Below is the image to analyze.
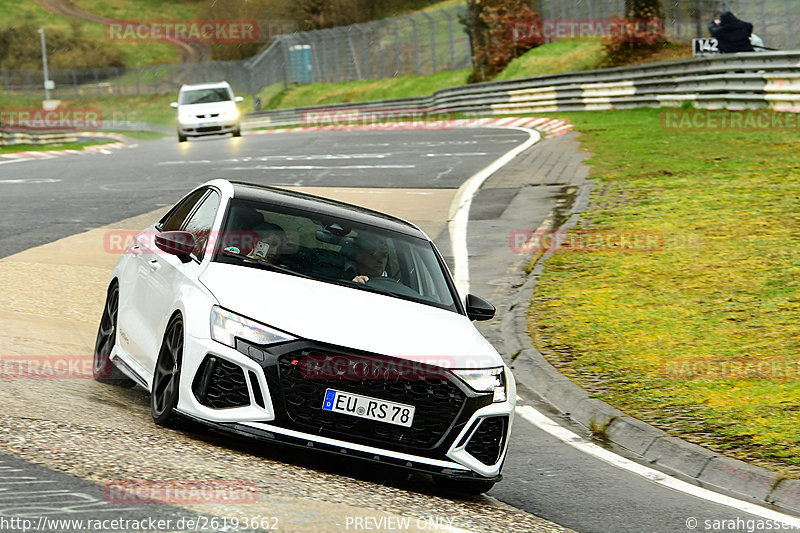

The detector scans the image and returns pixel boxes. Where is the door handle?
[149,259,161,271]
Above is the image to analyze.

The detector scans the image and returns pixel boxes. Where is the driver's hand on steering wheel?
[353,275,369,284]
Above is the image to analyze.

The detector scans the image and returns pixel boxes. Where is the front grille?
[193,355,250,409]
[465,416,507,465]
[197,126,223,133]
[277,351,466,451]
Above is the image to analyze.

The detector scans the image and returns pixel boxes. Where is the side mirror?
[465,294,495,321]
[170,102,178,108]
[234,96,244,103]
[155,231,195,257]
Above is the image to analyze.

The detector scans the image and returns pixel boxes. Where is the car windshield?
[178,88,231,105]
[213,198,459,312]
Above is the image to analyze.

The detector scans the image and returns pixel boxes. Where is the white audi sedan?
[93,179,515,493]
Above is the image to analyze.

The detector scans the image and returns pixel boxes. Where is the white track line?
[448,126,541,298]
[516,406,800,526]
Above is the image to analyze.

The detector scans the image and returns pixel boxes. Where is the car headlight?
[452,367,506,403]
[210,306,296,348]
[222,109,239,120]
[178,112,193,124]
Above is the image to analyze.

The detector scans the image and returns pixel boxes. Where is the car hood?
[199,262,501,368]
[178,101,236,115]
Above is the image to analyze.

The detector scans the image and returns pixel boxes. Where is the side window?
[183,190,221,261]
[160,189,206,232]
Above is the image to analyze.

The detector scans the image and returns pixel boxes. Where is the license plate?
[322,389,415,428]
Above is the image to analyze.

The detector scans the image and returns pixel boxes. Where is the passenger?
[708,11,754,53]
[248,223,286,263]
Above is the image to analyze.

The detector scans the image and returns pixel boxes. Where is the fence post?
[374,22,383,78]
[420,11,436,73]
[358,24,370,80]
[308,32,323,83]
[404,15,420,74]
[442,9,456,70]
[345,26,362,80]
[2,69,8,95]
[387,18,401,76]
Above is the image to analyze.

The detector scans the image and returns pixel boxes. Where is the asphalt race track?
[0,129,789,533]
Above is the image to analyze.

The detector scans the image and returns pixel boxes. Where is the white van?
[171,81,243,142]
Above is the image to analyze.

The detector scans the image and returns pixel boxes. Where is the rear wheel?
[151,315,183,427]
[92,283,135,387]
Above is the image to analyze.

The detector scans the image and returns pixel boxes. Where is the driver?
[346,234,389,284]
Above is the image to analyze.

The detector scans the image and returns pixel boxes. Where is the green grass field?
[529,107,800,473]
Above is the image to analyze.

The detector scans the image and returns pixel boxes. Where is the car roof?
[228,181,427,239]
[179,81,232,91]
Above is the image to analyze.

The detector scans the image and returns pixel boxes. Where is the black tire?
[151,315,183,427]
[435,477,496,495]
[232,125,241,137]
[178,133,187,143]
[93,283,135,388]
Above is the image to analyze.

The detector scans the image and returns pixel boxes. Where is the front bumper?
[178,120,239,136]
[175,335,515,479]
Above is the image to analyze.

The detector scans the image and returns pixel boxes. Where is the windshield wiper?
[220,250,312,280]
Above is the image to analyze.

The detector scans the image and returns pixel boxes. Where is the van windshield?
[179,88,231,105]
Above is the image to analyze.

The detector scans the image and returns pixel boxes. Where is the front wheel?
[232,125,241,137]
[151,315,183,427]
[92,283,135,388]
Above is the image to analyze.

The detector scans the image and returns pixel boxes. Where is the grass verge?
[528,107,800,473]
[494,39,608,81]
[0,140,107,154]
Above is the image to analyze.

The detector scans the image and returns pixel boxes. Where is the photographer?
[708,11,754,53]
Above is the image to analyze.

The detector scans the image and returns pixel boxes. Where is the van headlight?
[210,306,295,347]
[452,367,506,403]
[178,111,193,124]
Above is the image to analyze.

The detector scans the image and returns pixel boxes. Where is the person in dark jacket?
[708,11,754,53]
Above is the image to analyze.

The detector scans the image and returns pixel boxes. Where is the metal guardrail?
[0,131,78,146]
[244,51,800,128]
